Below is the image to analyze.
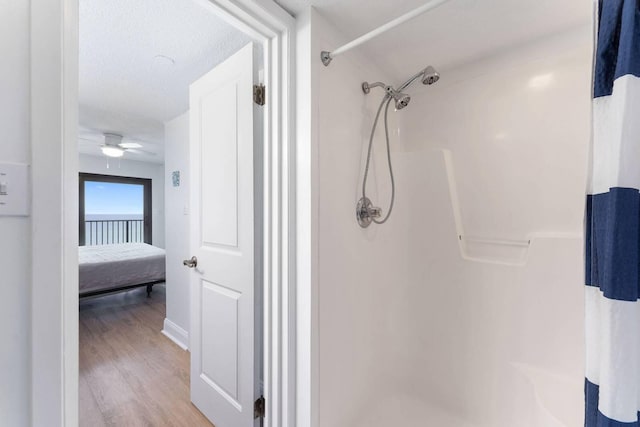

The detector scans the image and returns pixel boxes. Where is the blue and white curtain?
[586,0,640,426]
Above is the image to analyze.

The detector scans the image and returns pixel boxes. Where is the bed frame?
[79,279,165,299]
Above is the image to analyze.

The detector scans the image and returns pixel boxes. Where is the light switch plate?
[0,162,30,216]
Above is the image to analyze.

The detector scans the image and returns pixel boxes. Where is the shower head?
[421,66,440,85]
[392,92,411,110]
[384,85,411,110]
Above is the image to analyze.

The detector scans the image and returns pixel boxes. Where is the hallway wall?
[0,1,32,425]
[163,112,191,347]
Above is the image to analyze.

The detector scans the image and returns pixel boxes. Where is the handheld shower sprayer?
[389,89,411,110]
[357,65,440,227]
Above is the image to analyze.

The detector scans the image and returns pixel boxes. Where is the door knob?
[183,256,198,268]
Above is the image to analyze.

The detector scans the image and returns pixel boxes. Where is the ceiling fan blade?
[77,130,161,156]
[126,148,157,156]
[119,142,143,149]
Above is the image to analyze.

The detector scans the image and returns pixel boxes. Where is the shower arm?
[362,81,388,94]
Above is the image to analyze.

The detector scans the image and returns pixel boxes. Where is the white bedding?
[79,243,166,294]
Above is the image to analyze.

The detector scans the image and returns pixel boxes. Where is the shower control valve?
[356,196,381,228]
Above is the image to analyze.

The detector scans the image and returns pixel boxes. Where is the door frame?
[30,1,296,426]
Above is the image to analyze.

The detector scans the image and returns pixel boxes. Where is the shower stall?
[299,3,592,426]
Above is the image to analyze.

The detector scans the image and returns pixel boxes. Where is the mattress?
[79,243,166,294]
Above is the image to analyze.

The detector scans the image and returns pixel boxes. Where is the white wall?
[307,10,591,427]
[0,1,31,425]
[79,154,165,248]
[163,112,191,348]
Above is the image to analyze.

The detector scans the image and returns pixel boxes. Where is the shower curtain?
[585,0,640,426]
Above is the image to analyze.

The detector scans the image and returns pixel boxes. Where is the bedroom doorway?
[31,0,295,425]
[75,1,265,426]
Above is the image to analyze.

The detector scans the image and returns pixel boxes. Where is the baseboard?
[161,318,189,351]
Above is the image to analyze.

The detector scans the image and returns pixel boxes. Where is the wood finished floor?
[79,285,213,427]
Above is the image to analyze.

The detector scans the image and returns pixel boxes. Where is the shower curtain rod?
[321,0,451,66]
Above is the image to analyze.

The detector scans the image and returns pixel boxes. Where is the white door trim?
[29,1,297,426]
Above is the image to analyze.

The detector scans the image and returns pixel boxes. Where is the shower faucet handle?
[368,206,382,218]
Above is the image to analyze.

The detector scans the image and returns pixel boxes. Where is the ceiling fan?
[79,131,158,158]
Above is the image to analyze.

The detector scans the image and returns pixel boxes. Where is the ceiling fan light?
[101,146,124,158]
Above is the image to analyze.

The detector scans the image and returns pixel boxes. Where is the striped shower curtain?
[585,0,640,426]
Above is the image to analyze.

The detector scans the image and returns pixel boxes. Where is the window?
[79,173,152,245]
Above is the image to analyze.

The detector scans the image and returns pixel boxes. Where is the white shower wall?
[307,8,591,427]
[396,27,591,426]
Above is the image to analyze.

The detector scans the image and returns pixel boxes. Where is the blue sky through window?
[84,181,143,218]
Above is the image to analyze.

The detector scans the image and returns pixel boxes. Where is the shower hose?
[361,94,395,224]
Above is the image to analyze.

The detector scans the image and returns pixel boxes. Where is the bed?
[79,242,166,297]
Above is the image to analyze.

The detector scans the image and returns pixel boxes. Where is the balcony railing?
[83,219,145,246]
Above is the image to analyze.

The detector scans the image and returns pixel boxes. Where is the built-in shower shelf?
[459,235,531,247]
[458,235,531,266]
[440,149,580,266]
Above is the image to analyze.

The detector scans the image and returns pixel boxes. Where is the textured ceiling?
[79,0,252,163]
[277,0,591,81]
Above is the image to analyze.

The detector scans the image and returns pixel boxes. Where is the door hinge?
[254,395,266,419]
[253,84,266,106]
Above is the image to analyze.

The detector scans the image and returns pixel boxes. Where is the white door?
[188,43,260,427]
